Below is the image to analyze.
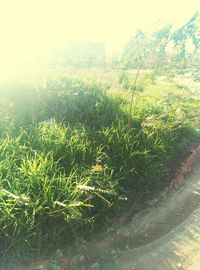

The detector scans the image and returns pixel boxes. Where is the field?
[0,69,200,268]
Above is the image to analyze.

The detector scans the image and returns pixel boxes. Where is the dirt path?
[92,169,200,270]
[75,148,200,270]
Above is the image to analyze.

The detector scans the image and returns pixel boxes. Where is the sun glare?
[0,0,199,79]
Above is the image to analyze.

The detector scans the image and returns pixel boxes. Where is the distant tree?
[121,30,154,69]
[121,11,200,70]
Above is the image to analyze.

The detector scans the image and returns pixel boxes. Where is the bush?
[0,76,125,132]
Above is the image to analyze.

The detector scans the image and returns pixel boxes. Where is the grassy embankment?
[0,72,199,265]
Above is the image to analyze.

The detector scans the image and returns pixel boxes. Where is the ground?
[98,167,200,270]
[78,146,200,270]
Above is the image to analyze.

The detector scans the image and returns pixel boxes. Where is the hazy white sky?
[0,0,199,72]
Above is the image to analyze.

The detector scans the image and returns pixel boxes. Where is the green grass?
[0,73,199,267]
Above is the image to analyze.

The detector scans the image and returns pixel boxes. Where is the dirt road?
[85,168,200,270]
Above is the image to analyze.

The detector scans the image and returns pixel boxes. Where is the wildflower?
[91,164,103,172]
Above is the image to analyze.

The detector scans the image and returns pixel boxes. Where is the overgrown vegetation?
[0,74,200,266]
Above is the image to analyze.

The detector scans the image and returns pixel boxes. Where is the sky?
[0,0,199,74]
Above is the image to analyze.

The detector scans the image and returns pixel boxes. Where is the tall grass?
[0,75,199,263]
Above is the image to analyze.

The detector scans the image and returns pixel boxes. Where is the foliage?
[121,11,200,71]
[118,71,156,91]
[0,76,125,132]
[0,75,199,264]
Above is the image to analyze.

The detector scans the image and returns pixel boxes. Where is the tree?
[121,11,200,70]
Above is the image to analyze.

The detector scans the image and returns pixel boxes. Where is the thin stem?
[128,61,143,128]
